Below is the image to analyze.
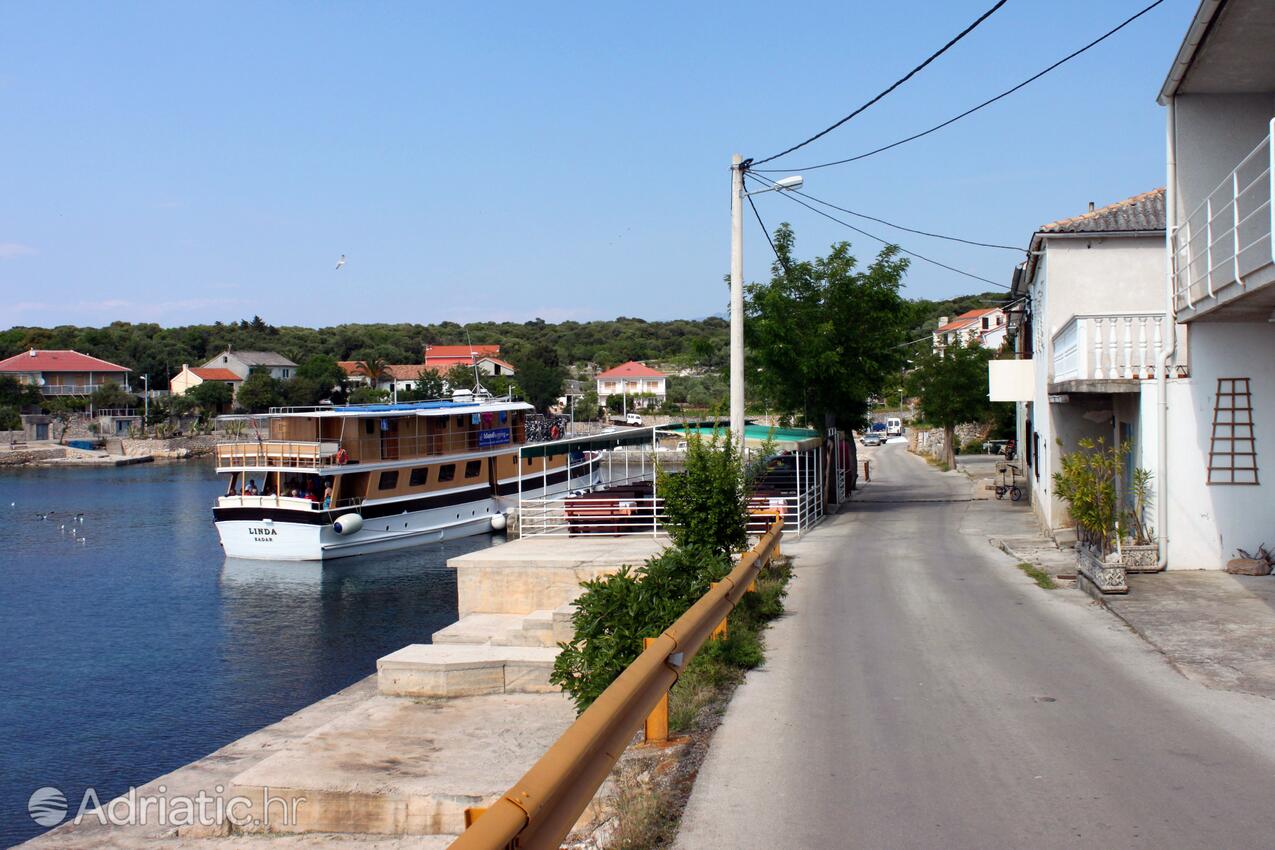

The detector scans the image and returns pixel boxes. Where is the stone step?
[378,644,559,698]
[431,611,559,648]
[229,691,576,836]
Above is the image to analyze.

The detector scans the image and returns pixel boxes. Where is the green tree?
[513,344,566,412]
[348,385,390,405]
[657,431,750,557]
[906,339,996,469]
[444,364,477,392]
[236,371,282,412]
[296,354,346,394]
[89,382,136,410]
[746,224,911,434]
[578,388,599,421]
[188,380,234,414]
[0,405,21,431]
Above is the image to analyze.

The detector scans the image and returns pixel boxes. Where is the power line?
[751,176,1011,289]
[754,0,1167,173]
[747,173,1023,251]
[751,0,1010,167]
[746,191,789,274]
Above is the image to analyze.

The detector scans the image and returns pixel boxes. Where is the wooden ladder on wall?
[1207,377,1260,484]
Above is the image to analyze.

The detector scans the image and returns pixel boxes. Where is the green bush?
[550,546,730,712]
[657,430,750,557]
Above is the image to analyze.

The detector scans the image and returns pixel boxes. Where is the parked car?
[625,413,644,426]
[861,432,885,447]
[870,422,888,434]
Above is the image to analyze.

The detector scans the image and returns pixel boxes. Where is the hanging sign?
[478,427,511,447]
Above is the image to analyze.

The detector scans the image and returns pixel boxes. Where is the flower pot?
[1076,544,1128,595]
[1118,543,1161,573]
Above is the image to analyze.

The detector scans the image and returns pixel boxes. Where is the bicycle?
[994,461,1022,501]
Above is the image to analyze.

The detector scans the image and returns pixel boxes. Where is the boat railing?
[217,494,325,511]
[215,440,341,468]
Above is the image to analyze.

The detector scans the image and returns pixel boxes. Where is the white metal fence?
[516,428,826,538]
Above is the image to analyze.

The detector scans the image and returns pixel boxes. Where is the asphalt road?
[674,442,1275,849]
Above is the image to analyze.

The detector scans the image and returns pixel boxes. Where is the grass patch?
[1016,561,1057,590]
[607,762,680,849]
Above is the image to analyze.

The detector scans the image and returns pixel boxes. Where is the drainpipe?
[1157,98,1178,571]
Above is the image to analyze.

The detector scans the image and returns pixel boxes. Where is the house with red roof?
[931,308,1007,353]
[0,349,131,396]
[595,361,667,409]
[170,363,244,398]
[419,344,515,379]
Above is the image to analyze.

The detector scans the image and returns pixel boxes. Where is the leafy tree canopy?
[745,223,911,431]
[236,371,282,413]
[906,339,997,468]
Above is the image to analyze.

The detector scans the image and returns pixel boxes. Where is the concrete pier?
[24,534,664,846]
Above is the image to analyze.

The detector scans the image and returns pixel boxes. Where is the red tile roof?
[596,361,667,379]
[339,361,440,381]
[935,309,1000,333]
[191,368,241,381]
[0,349,130,373]
[424,344,500,358]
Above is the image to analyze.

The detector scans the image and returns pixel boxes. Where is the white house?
[596,361,667,409]
[204,349,297,382]
[997,190,1175,540]
[170,364,243,397]
[932,308,1008,353]
[1153,0,1275,569]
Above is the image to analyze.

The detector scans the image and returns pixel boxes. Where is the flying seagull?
[335,254,346,270]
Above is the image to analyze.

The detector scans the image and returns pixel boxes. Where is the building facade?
[595,361,667,409]
[0,349,131,396]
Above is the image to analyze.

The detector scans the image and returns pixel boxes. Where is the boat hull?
[215,469,597,561]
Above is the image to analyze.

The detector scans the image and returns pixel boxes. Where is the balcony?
[1051,313,1177,391]
[1172,118,1275,319]
[40,383,132,396]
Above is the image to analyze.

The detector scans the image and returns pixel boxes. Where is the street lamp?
[730,155,803,444]
[140,375,149,432]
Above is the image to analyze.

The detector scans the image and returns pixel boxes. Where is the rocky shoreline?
[0,436,220,468]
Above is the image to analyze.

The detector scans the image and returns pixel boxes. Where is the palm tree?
[358,358,390,391]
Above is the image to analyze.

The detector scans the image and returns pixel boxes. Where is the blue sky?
[0,0,1193,328]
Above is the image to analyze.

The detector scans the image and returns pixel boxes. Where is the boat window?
[455,415,466,427]
[378,470,399,490]
[409,467,429,487]
[365,419,375,435]
[439,464,456,482]
[464,460,482,478]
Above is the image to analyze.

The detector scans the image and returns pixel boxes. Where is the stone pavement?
[1105,571,1275,700]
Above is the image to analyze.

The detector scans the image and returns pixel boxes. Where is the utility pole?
[729,153,745,445]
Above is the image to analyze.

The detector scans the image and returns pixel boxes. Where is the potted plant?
[1120,467,1160,572]
[1053,437,1131,593]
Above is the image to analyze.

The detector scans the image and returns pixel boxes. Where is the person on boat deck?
[245,479,258,496]
[322,483,333,509]
[306,482,320,502]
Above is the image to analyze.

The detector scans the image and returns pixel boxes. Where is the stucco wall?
[1161,321,1275,569]
[1039,236,1167,345]
[1172,93,1275,221]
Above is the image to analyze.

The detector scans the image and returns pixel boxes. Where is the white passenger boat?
[212,392,595,560]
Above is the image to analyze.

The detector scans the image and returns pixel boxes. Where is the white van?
[886,417,903,437]
[625,413,644,426]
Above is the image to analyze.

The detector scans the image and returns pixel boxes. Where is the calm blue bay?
[0,460,491,846]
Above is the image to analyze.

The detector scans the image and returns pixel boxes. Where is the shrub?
[657,430,750,557]
[550,546,730,712]
[1052,438,1154,553]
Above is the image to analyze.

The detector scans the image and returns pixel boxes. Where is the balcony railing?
[1172,118,1275,311]
[1052,313,1169,383]
[40,383,132,396]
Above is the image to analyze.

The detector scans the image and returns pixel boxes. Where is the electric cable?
[753,0,1167,173]
[747,172,1024,251]
[746,190,790,274]
[750,0,1010,167]
[750,175,1011,289]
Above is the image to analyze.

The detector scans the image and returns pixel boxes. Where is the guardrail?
[448,516,785,850]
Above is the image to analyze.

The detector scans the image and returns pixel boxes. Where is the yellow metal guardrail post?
[641,637,670,745]
[448,517,783,850]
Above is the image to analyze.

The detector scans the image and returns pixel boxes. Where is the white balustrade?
[1052,313,1168,382]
